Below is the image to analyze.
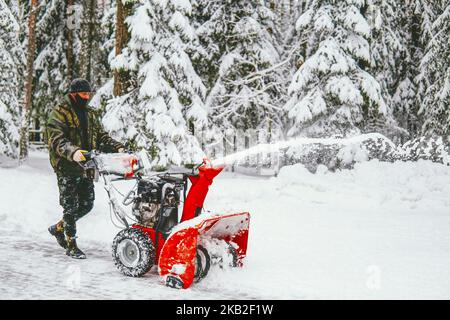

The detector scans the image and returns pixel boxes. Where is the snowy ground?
[0,151,449,299]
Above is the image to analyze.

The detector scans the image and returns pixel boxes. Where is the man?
[46,78,125,259]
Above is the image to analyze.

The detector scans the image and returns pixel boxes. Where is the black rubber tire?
[112,228,155,277]
[194,245,211,283]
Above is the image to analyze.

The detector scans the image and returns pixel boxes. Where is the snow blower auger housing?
[81,151,250,289]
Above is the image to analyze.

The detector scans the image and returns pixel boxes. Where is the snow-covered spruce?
[285,0,392,138]
[195,0,285,147]
[367,0,411,139]
[0,0,22,157]
[417,2,449,138]
[32,1,77,119]
[101,0,206,168]
[392,0,423,138]
[28,0,112,126]
[112,228,155,277]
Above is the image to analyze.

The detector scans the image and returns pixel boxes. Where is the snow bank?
[1,152,449,299]
[204,160,450,299]
[274,160,449,211]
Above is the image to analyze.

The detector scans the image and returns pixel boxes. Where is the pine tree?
[19,0,38,161]
[417,1,449,138]
[284,0,388,138]
[274,0,304,139]
[28,1,112,129]
[0,0,23,157]
[94,0,117,87]
[31,1,78,126]
[392,0,438,140]
[195,0,284,146]
[102,0,207,167]
[365,0,408,140]
[392,1,420,139]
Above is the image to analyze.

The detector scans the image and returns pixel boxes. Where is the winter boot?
[48,220,67,249]
[66,236,86,259]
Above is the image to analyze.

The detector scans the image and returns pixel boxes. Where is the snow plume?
[285,0,391,138]
[211,133,393,167]
[210,133,449,170]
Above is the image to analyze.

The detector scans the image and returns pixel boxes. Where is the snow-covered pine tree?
[24,0,113,139]
[19,0,39,160]
[33,1,111,112]
[195,0,284,147]
[284,0,388,138]
[391,1,422,139]
[31,0,79,125]
[417,1,449,138]
[274,0,304,139]
[365,0,408,141]
[102,0,206,167]
[0,0,23,157]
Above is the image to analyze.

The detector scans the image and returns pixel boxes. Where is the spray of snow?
[210,133,392,167]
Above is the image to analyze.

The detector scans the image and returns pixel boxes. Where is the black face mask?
[70,94,89,109]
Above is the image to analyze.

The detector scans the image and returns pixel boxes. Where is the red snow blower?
[81,152,250,289]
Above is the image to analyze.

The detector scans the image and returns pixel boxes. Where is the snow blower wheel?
[194,245,211,283]
[112,228,155,277]
[210,242,239,268]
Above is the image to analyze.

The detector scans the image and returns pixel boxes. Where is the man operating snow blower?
[46,79,125,259]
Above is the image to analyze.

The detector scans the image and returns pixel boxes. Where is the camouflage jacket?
[46,96,124,176]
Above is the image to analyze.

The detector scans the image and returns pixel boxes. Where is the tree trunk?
[19,0,38,162]
[80,0,96,82]
[232,135,237,172]
[256,130,261,175]
[222,136,227,157]
[113,0,132,96]
[244,133,250,166]
[66,0,74,81]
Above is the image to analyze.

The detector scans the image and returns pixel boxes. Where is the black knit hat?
[69,78,92,93]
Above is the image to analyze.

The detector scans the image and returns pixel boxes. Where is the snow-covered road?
[1,151,449,299]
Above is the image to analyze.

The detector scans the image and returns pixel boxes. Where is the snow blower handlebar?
[77,150,144,180]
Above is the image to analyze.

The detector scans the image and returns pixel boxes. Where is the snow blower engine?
[80,151,250,289]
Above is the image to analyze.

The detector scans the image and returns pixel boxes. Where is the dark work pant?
[57,174,95,237]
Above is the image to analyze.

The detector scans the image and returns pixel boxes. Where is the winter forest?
[1,0,450,300]
[0,0,448,168]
